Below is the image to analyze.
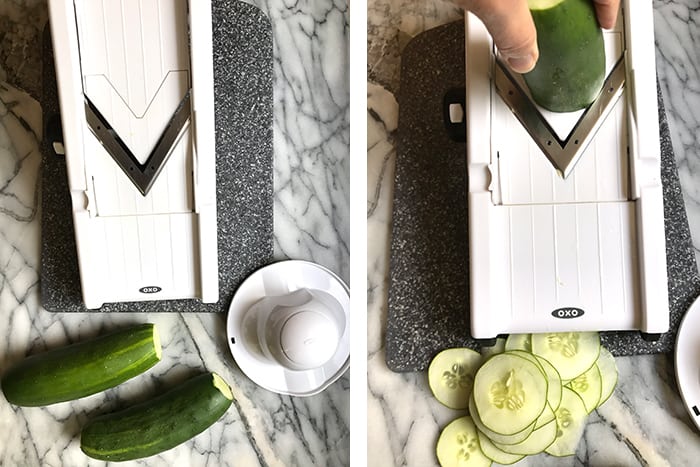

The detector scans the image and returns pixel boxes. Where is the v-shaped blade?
[494,57,626,178]
[85,91,191,196]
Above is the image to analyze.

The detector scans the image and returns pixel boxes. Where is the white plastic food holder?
[675,295,700,432]
[48,0,218,308]
[466,1,669,339]
[226,260,350,396]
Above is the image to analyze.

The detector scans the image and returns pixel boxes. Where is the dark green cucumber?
[523,0,605,112]
[1,323,161,406]
[80,372,233,461]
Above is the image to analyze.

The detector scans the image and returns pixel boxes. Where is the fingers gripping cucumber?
[524,0,606,112]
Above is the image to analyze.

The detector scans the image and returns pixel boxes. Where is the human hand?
[454,0,620,73]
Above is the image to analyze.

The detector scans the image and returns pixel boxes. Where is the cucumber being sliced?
[473,353,548,436]
[493,414,558,456]
[469,393,536,446]
[428,348,483,409]
[477,430,524,465]
[566,363,602,413]
[524,0,605,112]
[530,332,600,382]
[595,346,618,408]
[546,387,588,457]
[436,416,492,467]
[505,334,531,352]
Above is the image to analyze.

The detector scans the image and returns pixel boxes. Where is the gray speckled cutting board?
[40,1,273,312]
[386,20,700,372]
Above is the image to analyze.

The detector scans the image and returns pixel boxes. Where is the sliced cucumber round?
[546,387,588,457]
[595,346,618,408]
[566,363,602,413]
[493,414,558,456]
[506,350,561,424]
[436,416,492,467]
[533,402,556,430]
[473,353,548,436]
[531,332,600,382]
[480,337,507,361]
[505,334,531,352]
[428,348,482,409]
[535,356,563,413]
[469,393,536,445]
[477,429,524,465]
[431,333,619,464]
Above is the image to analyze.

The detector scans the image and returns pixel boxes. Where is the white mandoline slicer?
[47,0,218,309]
[466,0,669,339]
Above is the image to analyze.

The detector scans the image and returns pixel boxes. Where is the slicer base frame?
[466,1,669,339]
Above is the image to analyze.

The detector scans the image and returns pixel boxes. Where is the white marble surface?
[368,0,700,465]
[0,0,349,466]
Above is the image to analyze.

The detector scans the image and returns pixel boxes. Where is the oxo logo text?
[551,307,585,319]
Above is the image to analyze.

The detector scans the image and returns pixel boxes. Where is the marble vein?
[252,0,350,283]
[654,0,700,264]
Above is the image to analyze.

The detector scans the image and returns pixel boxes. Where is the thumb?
[592,0,620,29]
[462,0,539,73]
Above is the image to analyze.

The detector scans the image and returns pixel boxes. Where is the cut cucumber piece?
[1,323,161,406]
[595,346,618,408]
[469,393,536,446]
[80,372,233,461]
[480,338,506,361]
[530,332,600,382]
[429,348,483,409]
[566,363,602,413]
[493,414,558,456]
[524,0,605,112]
[436,416,492,467]
[477,430,524,465]
[505,334,531,352]
[473,353,548,436]
[546,387,588,457]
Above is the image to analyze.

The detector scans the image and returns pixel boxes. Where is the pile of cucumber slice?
[429,332,617,466]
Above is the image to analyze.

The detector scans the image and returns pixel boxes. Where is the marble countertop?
[368,0,700,465]
[0,1,349,466]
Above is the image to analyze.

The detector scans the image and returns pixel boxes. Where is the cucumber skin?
[523,0,605,112]
[80,372,233,462]
[1,323,160,407]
